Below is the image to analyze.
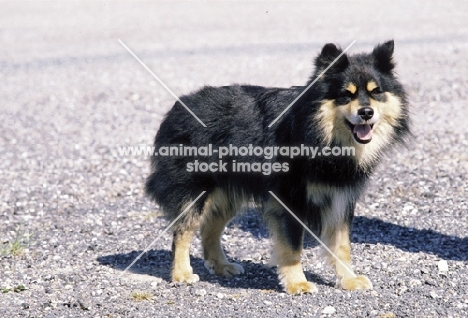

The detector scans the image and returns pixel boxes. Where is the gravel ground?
[1,1,467,317]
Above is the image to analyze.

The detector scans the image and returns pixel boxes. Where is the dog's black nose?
[358,107,374,121]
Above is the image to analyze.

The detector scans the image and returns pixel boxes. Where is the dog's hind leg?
[321,194,372,290]
[171,226,199,283]
[170,198,205,284]
[201,188,244,277]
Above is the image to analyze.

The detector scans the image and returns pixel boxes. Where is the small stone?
[397,286,408,295]
[438,260,448,272]
[78,299,89,311]
[409,279,422,287]
[216,293,224,299]
[134,234,144,241]
[263,300,272,306]
[195,289,207,297]
[322,306,336,314]
[150,281,159,287]
[430,291,438,299]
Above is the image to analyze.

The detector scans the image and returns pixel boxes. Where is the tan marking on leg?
[172,229,199,283]
[267,214,317,295]
[322,222,372,290]
[201,188,244,277]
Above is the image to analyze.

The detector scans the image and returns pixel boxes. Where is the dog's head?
[312,40,409,166]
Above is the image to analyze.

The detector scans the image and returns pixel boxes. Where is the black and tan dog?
[145,40,409,294]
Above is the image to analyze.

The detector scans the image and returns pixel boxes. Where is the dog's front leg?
[267,212,317,295]
[322,211,372,290]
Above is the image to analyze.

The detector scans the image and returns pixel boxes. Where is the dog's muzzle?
[346,107,375,144]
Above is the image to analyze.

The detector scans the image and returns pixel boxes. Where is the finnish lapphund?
[145,40,409,294]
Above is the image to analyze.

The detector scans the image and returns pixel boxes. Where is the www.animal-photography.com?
[1,1,467,317]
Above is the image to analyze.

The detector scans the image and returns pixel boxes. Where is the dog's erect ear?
[372,40,395,73]
[321,43,342,60]
[315,43,349,73]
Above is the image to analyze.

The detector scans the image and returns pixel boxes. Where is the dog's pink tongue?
[354,124,372,140]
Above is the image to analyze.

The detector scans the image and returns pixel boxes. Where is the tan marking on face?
[346,83,357,94]
[366,81,378,92]
[355,92,404,167]
[315,99,354,147]
[314,92,405,170]
[314,100,336,145]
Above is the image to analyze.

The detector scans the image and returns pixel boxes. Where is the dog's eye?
[371,87,382,95]
[335,95,352,105]
[344,90,356,98]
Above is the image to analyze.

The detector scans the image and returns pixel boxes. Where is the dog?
[145,40,409,294]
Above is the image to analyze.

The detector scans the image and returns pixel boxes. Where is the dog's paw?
[284,281,318,295]
[204,260,244,277]
[340,275,373,290]
[172,269,200,284]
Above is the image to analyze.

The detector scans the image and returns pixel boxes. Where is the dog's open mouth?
[346,120,374,144]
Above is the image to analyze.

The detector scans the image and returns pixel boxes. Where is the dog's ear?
[315,43,349,73]
[372,40,395,73]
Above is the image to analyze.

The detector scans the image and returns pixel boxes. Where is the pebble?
[150,281,160,287]
[409,279,422,287]
[438,260,448,272]
[397,286,408,295]
[322,306,336,314]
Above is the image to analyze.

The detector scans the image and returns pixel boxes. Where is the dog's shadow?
[98,249,331,290]
[98,212,466,290]
[230,211,467,261]
[351,216,467,260]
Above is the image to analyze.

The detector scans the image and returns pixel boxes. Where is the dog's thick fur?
[145,40,409,294]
